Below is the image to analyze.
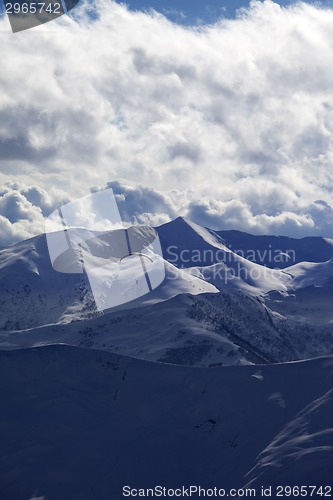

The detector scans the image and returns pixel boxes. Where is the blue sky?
[1,0,332,25]
[119,0,333,24]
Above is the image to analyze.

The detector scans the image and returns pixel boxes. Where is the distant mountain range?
[1,216,333,366]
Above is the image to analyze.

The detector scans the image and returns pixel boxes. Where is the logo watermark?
[45,188,165,312]
[4,0,79,33]
[162,244,295,287]
[165,246,296,268]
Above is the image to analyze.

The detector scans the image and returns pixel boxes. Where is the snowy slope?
[188,261,290,296]
[245,384,333,489]
[264,258,333,328]
[2,221,333,497]
[158,218,333,349]
[286,258,333,289]
[158,217,333,267]
[1,345,333,500]
[159,217,292,294]
[158,217,237,268]
[0,234,96,330]
[0,231,218,330]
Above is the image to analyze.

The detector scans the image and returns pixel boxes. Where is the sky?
[122,0,249,23]
[121,0,302,23]
[0,0,313,21]
[2,0,333,243]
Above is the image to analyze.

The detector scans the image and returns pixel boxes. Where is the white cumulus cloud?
[1,0,333,240]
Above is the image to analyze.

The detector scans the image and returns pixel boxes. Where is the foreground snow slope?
[1,345,333,500]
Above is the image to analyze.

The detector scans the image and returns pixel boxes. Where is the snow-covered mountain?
[216,228,333,268]
[2,217,333,497]
[159,217,333,268]
[1,217,333,366]
[1,345,333,499]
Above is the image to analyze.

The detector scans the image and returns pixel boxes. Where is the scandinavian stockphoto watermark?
[163,242,296,286]
[165,246,296,268]
[4,0,79,33]
[45,188,165,312]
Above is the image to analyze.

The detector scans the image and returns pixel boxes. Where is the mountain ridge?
[1,217,333,366]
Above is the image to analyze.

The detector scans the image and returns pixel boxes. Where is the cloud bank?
[0,183,66,244]
[1,0,333,241]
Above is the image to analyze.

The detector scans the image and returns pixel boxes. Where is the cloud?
[0,183,66,245]
[1,180,333,245]
[1,1,333,239]
[92,180,177,226]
